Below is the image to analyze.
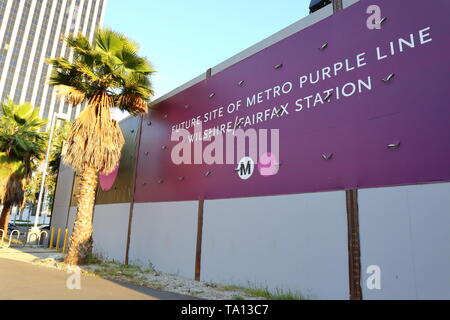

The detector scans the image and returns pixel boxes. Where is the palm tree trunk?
[0,203,11,235]
[64,166,98,265]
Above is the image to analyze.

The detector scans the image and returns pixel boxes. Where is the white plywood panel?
[50,164,74,232]
[92,203,130,263]
[128,201,198,278]
[359,183,450,300]
[201,191,349,299]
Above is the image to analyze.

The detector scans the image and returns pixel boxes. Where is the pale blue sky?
[104,1,309,100]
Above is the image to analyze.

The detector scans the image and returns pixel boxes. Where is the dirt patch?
[32,256,266,300]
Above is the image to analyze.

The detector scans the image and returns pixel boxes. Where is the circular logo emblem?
[235,157,255,180]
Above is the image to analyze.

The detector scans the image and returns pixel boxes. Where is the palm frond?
[66,33,93,57]
[62,92,125,175]
[0,100,46,206]
[116,94,149,115]
[54,85,86,106]
[46,28,154,175]
[95,29,139,55]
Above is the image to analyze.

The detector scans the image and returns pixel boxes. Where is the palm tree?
[0,100,47,234]
[47,29,154,265]
[48,121,71,175]
[22,121,71,219]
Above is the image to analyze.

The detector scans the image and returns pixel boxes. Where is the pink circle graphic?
[258,152,279,177]
[99,165,119,191]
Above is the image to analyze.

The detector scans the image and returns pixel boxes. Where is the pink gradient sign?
[134,0,450,203]
[99,165,119,191]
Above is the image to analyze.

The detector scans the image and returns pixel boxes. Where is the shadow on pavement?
[0,248,202,300]
[108,279,203,300]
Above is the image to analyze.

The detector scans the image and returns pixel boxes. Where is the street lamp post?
[32,112,69,231]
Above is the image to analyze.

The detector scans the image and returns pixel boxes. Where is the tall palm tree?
[21,121,71,220]
[0,100,47,234]
[47,29,154,265]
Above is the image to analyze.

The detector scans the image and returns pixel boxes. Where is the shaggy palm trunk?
[64,166,98,265]
[0,203,11,235]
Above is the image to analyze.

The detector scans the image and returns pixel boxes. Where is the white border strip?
[29,0,58,109]
[0,0,13,51]
[99,0,107,28]
[9,0,38,100]
[82,0,93,36]
[0,0,26,98]
[89,0,101,43]
[19,0,49,104]
[56,0,84,117]
[53,0,85,115]
[36,0,69,118]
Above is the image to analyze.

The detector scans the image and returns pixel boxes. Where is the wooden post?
[49,227,55,249]
[333,0,344,12]
[55,228,62,251]
[195,200,205,281]
[125,115,144,265]
[331,0,363,300]
[346,189,363,300]
[194,68,212,281]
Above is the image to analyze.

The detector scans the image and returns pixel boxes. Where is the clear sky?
[104,0,309,100]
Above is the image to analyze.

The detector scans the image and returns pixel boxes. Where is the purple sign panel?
[135,0,450,203]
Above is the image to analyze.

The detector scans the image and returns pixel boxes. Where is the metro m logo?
[171,123,280,168]
[235,157,254,180]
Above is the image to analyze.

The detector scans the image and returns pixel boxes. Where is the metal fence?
[0,227,69,252]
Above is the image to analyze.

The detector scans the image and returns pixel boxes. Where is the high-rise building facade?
[0,0,107,121]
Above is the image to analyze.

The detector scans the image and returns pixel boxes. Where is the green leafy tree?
[48,120,71,175]
[47,29,154,265]
[23,173,41,216]
[0,100,47,233]
[24,120,70,215]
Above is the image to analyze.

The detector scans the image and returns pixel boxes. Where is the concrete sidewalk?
[0,247,61,263]
[0,248,197,300]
